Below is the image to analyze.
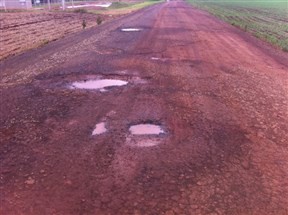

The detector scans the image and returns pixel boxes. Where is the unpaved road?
[1,1,288,214]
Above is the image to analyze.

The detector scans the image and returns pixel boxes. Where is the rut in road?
[0,1,288,215]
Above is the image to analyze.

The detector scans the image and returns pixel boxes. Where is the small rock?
[25,177,35,185]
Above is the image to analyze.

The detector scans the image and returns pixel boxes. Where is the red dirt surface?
[1,1,288,214]
[0,11,114,60]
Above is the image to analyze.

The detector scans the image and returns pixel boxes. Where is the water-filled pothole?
[151,57,160,60]
[126,123,166,147]
[150,57,169,62]
[129,124,165,135]
[92,122,107,135]
[121,28,142,32]
[71,79,128,91]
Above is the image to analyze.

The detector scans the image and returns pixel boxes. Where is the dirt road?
[1,1,288,214]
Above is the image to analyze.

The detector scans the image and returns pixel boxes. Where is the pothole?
[150,57,169,62]
[70,79,128,91]
[151,57,161,60]
[126,123,166,147]
[129,124,165,135]
[121,28,142,32]
[92,122,107,136]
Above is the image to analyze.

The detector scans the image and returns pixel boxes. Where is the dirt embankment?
[0,11,114,60]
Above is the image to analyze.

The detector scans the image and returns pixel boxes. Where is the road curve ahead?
[1,1,288,215]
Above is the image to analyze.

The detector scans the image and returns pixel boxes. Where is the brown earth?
[1,1,288,214]
[0,11,116,60]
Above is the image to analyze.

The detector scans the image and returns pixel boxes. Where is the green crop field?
[188,0,288,51]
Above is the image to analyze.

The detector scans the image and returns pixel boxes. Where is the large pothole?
[70,79,128,91]
[126,123,166,147]
[129,124,165,135]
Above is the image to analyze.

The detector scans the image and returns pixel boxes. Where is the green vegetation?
[73,8,88,13]
[108,2,131,9]
[187,0,288,51]
[110,0,162,10]
[92,0,162,15]
[41,39,50,45]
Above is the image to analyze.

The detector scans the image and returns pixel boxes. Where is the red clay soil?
[1,1,288,214]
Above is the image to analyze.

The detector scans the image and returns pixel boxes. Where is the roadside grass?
[90,0,163,15]
[73,8,88,13]
[109,0,162,10]
[108,2,131,9]
[187,0,288,51]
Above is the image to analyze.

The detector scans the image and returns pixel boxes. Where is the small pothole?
[129,124,165,135]
[150,57,169,62]
[126,123,166,147]
[70,79,128,91]
[151,57,161,60]
[92,122,107,136]
[121,28,142,32]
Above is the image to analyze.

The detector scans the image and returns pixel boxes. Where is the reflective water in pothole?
[92,122,107,135]
[71,79,128,91]
[151,57,160,60]
[151,57,169,61]
[121,28,142,32]
[129,124,165,135]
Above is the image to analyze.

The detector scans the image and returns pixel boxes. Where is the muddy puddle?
[129,124,165,135]
[126,124,165,147]
[150,57,169,62]
[92,122,107,135]
[71,79,128,91]
[151,57,161,60]
[121,28,142,32]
